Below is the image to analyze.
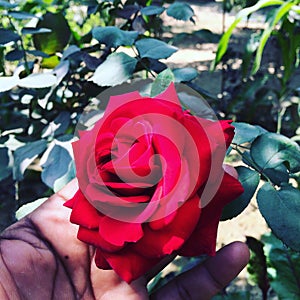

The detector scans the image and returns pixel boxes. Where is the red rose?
[65,83,243,283]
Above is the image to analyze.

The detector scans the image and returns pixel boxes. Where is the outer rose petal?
[95,249,111,270]
[101,247,161,283]
[134,194,201,258]
[104,91,142,118]
[78,227,123,252]
[64,190,100,229]
[156,82,181,106]
[178,172,244,256]
[219,120,235,148]
[99,217,144,246]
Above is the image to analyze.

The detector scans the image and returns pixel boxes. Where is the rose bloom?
[65,83,244,283]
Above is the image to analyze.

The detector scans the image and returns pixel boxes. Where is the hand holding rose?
[0,179,249,300]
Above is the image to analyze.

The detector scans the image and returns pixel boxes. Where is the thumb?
[150,241,250,300]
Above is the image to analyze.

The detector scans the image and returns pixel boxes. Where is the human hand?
[0,180,249,300]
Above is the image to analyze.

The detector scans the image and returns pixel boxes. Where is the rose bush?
[65,83,244,283]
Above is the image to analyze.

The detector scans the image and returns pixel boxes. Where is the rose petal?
[78,226,123,252]
[148,158,192,229]
[155,82,181,107]
[152,134,181,196]
[95,249,111,270]
[219,120,235,148]
[104,91,142,119]
[102,248,161,283]
[178,172,244,256]
[134,194,201,257]
[65,190,100,229]
[99,217,144,246]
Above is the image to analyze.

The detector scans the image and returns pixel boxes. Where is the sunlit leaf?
[140,5,165,16]
[16,198,48,220]
[173,67,197,82]
[41,145,72,189]
[232,122,267,145]
[251,132,300,174]
[150,68,175,97]
[19,73,57,88]
[90,52,137,86]
[0,76,19,92]
[135,38,177,59]
[166,2,194,21]
[92,26,138,48]
[13,140,47,181]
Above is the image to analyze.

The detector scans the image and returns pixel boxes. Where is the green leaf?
[246,236,270,299]
[5,49,25,61]
[173,67,198,82]
[18,73,57,88]
[90,52,137,86]
[42,111,71,138]
[251,133,300,174]
[140,5,165,16]
[0,1,17,8]
[177,90,215,119]
[0,147,11,181]
[0,76,19,92]
[61,45,81,60]
[257,183,300,251]
[27,50,50,58]
[7,11,38,19]
[92,26,138,48]
[262,233,300,300]
[53,160,75,192]
[232,122,267,145]
[0,28,19,45]
[40,55,60,68]
[33,12,71,55]
[41,145,72,189]
[221,167,260,220]
[13,140,47,181]
[21,27,52,35]
[252,1,295,74]
[135,38,177,59]
[166,2,194,21]
[211,0,285,69]
[150,68,175,97]
[16,197,48,220]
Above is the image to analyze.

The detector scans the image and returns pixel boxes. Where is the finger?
[150,241,250,300]
[56,178,79,202]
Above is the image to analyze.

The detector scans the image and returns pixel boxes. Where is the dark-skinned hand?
[0,179,249,300]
